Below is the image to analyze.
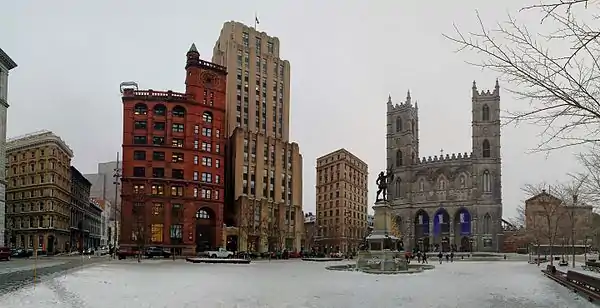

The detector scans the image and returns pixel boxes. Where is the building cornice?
[0,48,17,70]
[7,131,73,157]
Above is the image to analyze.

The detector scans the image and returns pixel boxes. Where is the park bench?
[566,270,600,299]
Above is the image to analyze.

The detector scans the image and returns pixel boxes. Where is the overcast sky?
[2,0,584,219]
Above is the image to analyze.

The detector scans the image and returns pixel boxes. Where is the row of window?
[133,121,219,137]
[132,137,219,152]
[132,167,220,183]
[133,104,187,117]
[133,151,221,167]
[132,184,220,200]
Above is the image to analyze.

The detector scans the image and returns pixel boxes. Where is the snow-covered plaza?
[0,260,596,308]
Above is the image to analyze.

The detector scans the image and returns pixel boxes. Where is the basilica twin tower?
[385,81,502,252]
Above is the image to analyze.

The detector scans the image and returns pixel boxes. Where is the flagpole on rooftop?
[254,12,259,30]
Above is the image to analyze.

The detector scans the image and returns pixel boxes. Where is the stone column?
[372,201,392,234]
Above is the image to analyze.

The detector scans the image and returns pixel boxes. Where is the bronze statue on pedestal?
[375,169,394,202]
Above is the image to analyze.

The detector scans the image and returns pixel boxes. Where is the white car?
[206,248,234,258]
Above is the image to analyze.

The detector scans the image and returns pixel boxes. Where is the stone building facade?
[5,131,73,253]
[387,81,503,252]
[0,48,17,245]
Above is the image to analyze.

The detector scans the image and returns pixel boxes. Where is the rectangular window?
[216,129,220,138]
[151,184,164,196]
[153,122,165,130]
[152,203,163,215]
[193,155,199,165]
[133,184,145,193]
[202,127,212,137]
[201,188,212,199]
[133,151,146,160]
[170,224,182,239]
[172,123,184,133]
[152,168,164,178]
[214,190,220,200]
[201,172,212,183]
[171,186,184,197]
[193,171,199,181]
[215,144,220,153]
[152,151,165,161]
[133,136,147,144]
[194,140,199,149]
[133,167,145,177]
[172,152,184,163]
[194,125,199,134]
[215,175,220,184]
[151,224,164,243]
[267,41,274,53]
[201,142,211,152]
[172,169,184,179]
[134,121,147,130]
[202,157,212,167]
[193,187,199,198]
[215,159,220,169]
[153,136,165,145]
[172,139,184,148]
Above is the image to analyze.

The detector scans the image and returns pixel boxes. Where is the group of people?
[406,250,455,264]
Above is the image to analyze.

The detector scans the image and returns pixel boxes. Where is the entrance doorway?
[195,208,216,253]
[47,235,55,254]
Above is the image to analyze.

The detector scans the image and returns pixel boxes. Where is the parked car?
[0,247,11,261]
[82,248,95,255]
[145,247,171,258]
[206,247,233,259]
[11,248,32,258]
[117,248,140,260]
[98,246,109,256]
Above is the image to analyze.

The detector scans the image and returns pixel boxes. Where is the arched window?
[419,179,425,192]
[482,104,490,121]
[172,106,186,117]
[482,139,491,158]
[134,103,147,115]
[411,152,415,164]
[459,174,466,188]
[203,111,213,123]
[395,178,402,197]
[196,209,210,219]
[153,104,166,116]
[483,213,491,234]
[438,178,446,190]
[396,117,402,132]
[396,150,403,166]
[483,170,491,192]
[411,120,415,135]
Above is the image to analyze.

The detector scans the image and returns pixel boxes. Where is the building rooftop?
[0,47,17,70]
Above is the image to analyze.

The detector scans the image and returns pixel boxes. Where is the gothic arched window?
[482,104,490,121]
[419,179,425,192]
[483,170,491,192]
[396,150,403,166]
[459,174,466,188]
[411,120,415,135]
[438,178,446,190]
[483,213,491,234]
[482,139,491,158]
[395,178,402,197]
[396,117,402,132]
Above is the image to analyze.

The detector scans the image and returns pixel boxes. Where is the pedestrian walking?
[438,251,443,264]
[450,251,454,262]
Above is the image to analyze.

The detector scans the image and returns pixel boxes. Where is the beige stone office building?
[212,21,291,141]
[5,131,73,253]
[226,128,303,252]
[213,21,303,252]
[315,149,368,253]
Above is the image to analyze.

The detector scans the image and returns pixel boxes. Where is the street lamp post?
[112,153,121,259]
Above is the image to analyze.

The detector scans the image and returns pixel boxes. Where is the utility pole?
[572,195,577,268]
[112,152,121,259]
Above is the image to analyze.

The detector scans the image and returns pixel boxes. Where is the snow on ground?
[0,260,596,308]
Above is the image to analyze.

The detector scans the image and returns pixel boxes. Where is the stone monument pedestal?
[356,200,407,272]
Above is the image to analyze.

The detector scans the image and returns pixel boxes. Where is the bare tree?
[131,205,147,263]
[238,205,257,252]
[507,204,527,228]
[445,0,600,151]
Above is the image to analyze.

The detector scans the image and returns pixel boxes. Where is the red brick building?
[120,44,227,255]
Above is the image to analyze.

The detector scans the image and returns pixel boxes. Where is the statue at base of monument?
[375,169,394,202]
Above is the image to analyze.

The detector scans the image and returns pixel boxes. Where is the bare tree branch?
[444,1,600,152]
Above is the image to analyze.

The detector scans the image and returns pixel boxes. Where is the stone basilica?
[386,81,502,252]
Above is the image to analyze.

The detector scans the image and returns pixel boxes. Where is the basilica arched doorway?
[195,207,216,253]
[414,210,430,252]
[433,208,450,252]
[454,208,472,252]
